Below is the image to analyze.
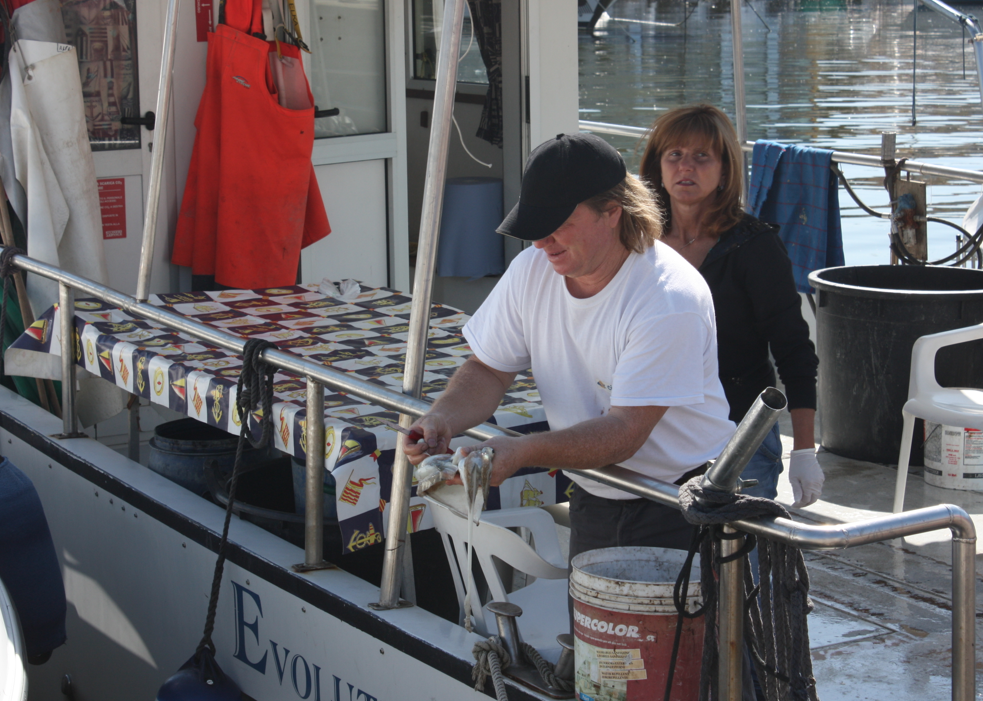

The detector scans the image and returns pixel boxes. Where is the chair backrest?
[909,322,983,398]
[425,496,568,627]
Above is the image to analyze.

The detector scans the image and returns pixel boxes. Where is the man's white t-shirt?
[463,242,735,499]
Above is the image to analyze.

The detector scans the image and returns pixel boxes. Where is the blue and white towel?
[748,141,845,293]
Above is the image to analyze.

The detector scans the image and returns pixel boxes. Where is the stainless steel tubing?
[379,0,467,610]
[919,0,983,34]
[702,387,786,701]
[304,377,326,567]
[738,141,983,184]
[704,387,787,494]
[974,34,983,107]
[729,0,749,205]
[3,247,514,445]
[578,119,983,184]
[952,532,976,701]
[135,0,180,302]
[718,526,745,701]
[579,120,650,139]
[58,283,77,436]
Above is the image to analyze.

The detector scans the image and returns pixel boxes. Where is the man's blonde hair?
[582,174,663,253]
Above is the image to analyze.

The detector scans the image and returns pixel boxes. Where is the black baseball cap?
[497,133,627,242]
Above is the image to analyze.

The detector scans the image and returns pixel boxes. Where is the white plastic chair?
[893,322,983,512]
[424,494,570,661]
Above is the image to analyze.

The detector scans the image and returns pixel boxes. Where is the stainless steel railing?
[579,119,983,185]
[2,246,976,701]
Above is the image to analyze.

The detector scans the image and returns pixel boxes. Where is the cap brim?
[496,200,577,242]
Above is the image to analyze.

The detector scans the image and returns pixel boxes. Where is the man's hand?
[445,436,527,487]
[788,448,824,507]
[401,414,452,465]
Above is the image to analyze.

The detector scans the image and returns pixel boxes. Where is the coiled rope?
[471,637,575,700]
[195,339,278,657]
[678,477,820,701]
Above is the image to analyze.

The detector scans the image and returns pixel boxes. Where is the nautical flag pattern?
[8,282,554,550]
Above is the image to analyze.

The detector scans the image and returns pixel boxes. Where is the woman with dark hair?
[639,104,824,507]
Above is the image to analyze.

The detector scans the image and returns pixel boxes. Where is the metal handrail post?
[304,377,326,567]
[378,0,467,609]
[135,0,180,302]
[701,389,786,701]
[952,532,976,700]
[57,283,78,436]
[730,0,749,203]
[718,528,744,701]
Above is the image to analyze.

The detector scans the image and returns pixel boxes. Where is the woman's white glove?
[788,448,824,507]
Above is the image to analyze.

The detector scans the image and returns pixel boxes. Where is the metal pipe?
[704,388,785,699]
[378,0,467,610]
[718,526,745,701]
[579,120,983,184]
[58,283,77,436]
[135,0,180,302]
[920,0,983,34]
[952,534,976,701]
[703,387,786,494]
[974,34,983,107]
[729,0,749,204]
[729,0,747,145]
[4,247,513,444]
[304,377,326,567]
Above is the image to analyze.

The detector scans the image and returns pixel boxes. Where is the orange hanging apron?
[172,0,330,289]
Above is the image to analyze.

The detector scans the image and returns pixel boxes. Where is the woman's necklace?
[680,235,697,248]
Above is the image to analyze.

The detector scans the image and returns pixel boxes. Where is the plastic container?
[290,458,337,520]
[809,265,983,465]
[922,421,983,491]
[148,418,275,495]
[569,547,703,701]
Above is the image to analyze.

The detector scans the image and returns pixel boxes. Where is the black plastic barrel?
[148,418,277,495]
[810,265,983,465]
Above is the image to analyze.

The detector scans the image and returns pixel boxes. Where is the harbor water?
[581,0,983,265]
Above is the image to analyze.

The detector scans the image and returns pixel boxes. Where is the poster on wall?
[60,0,141,151]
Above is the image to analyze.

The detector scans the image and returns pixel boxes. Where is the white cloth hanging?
[8,39,109,318]
[5,39,122,426]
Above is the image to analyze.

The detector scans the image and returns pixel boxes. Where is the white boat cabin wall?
[82,0,576,444]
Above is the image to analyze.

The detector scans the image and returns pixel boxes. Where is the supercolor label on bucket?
[573,600,702,701]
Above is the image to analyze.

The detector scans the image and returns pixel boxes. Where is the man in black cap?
[404,133,734,555]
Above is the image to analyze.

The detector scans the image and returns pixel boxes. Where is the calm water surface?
[580,0,983,264]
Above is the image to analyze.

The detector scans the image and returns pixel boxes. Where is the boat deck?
[767,411,979,700]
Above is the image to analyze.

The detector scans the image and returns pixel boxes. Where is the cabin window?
[411,0,488,85]
[60,0,141,152]
[309,0,388,138]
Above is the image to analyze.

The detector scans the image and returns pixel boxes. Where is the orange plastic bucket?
[569,547,703,701]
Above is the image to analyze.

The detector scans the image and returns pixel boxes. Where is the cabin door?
[58,0,178,297]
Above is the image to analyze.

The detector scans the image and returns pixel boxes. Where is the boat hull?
[1,387,547,701]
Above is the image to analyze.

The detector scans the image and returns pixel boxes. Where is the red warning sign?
[98,178,126,240]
